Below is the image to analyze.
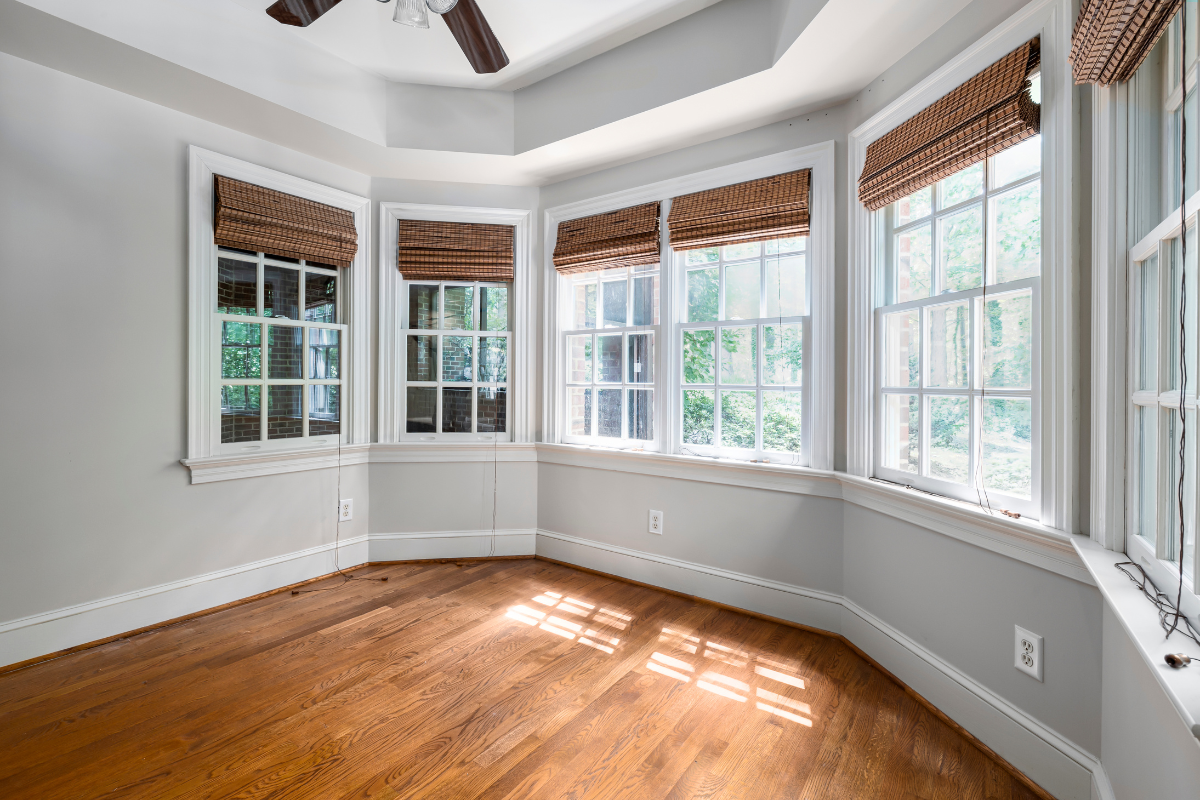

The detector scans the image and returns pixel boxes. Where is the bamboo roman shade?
[857,38,1042,212]
[553,202,661,275]
[396,219,515,282]
[667,170,810,251]
[213,175,358,267]
[1070,0,1180,85]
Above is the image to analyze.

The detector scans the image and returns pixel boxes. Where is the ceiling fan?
[265,0,510,74]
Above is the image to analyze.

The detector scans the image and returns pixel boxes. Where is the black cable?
[1115,562,1200,650]
[1169,5,1189,638]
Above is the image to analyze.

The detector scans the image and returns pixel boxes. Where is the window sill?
[181,443,370,484]
[370,442,538,463]
[1073,536,1200,740]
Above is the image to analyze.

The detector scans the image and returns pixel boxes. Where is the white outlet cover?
[339,498,354,522]
[1014,625,1043,681]
[648,510,663,534]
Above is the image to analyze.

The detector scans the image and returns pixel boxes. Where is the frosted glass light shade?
[394,0,429,28]
[426,0,458,13]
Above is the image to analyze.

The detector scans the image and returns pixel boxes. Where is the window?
[875,115,1042,516]
[1128,17,1199,584]
[402,280,511,438]
[217,249,345,445]
[561,264,660,447]
[676,238,808,462]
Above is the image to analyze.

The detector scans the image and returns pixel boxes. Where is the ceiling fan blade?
[441,0,509,74]
[266,0,345,27]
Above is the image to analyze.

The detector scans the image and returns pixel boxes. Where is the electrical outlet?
[1014,626,1043,681]
[339,498,354,522]
[648,510,663,535]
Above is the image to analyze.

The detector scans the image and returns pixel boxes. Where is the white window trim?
[847,0,1076,530]
[542,141,836,470]
[182,146,371,482]
[377,202,534,444]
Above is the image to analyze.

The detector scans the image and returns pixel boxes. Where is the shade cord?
[1169,4,1189,638]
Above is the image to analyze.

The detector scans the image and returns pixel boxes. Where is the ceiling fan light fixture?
[426,0,458,14]
[393,0,429,28]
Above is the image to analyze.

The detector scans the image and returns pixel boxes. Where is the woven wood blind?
[1071,0,1179,85]
[857,39,1042,212]
[397,219,515,282]
[552,202,661,275]
[667,170,810,252]
[213,175,358,267]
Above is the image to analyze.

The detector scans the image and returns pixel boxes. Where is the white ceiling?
[229,0,721,89]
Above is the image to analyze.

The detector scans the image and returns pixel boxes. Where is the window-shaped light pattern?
[563,263,660,446]
[402,281,510,437]
[678,237,808,462]
[217,249,343,445]
[876,135,1041,513]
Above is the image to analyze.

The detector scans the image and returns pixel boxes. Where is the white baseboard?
[368,529,536,562]
[534,528,1102,800]
[0,535,368,669]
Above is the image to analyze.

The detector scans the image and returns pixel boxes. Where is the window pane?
[683,389,715,445]
[896,226,931,302]
[221,322,261,379]
[928,396,969,484]
[309,328,339,380]
[481,286,508,331]
[895,187,932,226]
[443,286,474,330]
[765,236,806,255]
[567,335,592,383]
[626,333,653,384]
[685,247,719,265]
[724,261,760,320]
[1165,409,1197,579]
[983,291,1032,389]
[683,329,715,384]
[407,335,437,381]
[478,387,506,433]
[765,255,805,317]
[409,285,439,330]
[478,337,508,383]
[263,266,299,320]
[627,389,653,440]
[1139,256,1158,391]
[221,385,260,443]
[763,324,802,385]
[720,327,756,385]
[442,387,472,432]
[597,389,622,437]
[574,282,597,329]
[309,385,340,437]
[569,388,592,436]
[991,182,1041,284]
[304,272,337,323]
[723,242,761,261]
[937,204,983,293]
[603,279,628,327]
[442,336,473,382]
[763,392,802,453]
[1135,405,1156,546]
[992,135,1041,187]
[720,390,756,449]
[687,267,719,321]
[597,334,622,383]
[267,385,303,440]
[926,302,969,388]
[982,397,1031,499]
[883,311,919,388]
[267,325,303,380]
[406,387,436,432]
[1168,227,1199,392]
[632,275,659,325]
[939,163,983,207]
[218,257,257,316]
[882,394,919,473]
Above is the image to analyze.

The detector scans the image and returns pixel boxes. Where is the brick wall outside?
[569,388,592,435]
[409,286,438,329]
[442,336,473,383]
[477,388,506,433]
[309,385,340,437]
[406,387,436,432]
[598,335,622,383]
[407,335,437,381]
[221,384,260,443]
[264,266,299,320]
[597,388,621,437]
[305,272,337,323]
[218,258,256,315]
[568,336,591,383]
[442,388,472,433]
[443,287,473,330]
[267,385,303,439]
[268,326,303,379]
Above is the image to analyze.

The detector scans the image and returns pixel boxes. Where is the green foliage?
[763,393,801,452]
[994,184,1041,283]
[683,330,715,384]
[721,391,756,448]
[940,207,982,292]
[682,390,714,445]
[687,268,718,322]
[221,322,261,379]
[764,325,802,385]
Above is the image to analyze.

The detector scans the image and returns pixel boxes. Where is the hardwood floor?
[0,559,1051,799]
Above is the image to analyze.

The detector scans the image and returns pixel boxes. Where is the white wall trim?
[845,0,1077,535]
[541,142,837,470]
[186,146,372,462]
[369,442,538,463]
[376,202,534,445]
[181,443,371,484]
[369,529,537,562]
